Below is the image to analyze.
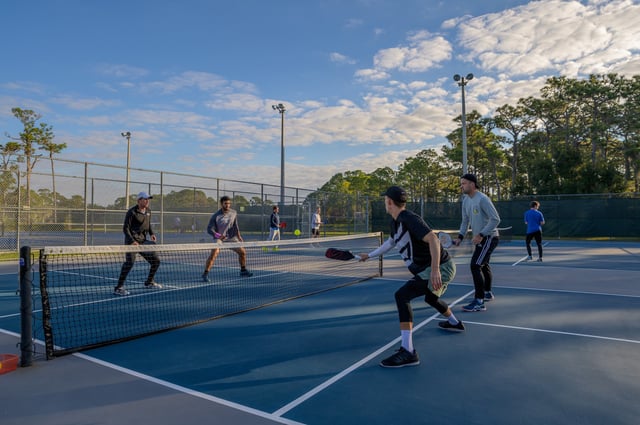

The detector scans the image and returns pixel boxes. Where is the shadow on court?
[1,240,639,425]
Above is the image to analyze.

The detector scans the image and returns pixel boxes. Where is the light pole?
[272,103,286,209]
[121,131,131,209]
[453,73,474,175]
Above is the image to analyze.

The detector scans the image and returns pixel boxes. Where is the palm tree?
[39,127,66,223]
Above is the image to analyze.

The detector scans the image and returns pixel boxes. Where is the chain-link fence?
[0,158,371,252]
[369,194,640,240]
[2,158,638,253]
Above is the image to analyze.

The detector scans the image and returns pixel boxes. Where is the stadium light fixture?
[453,73,474,174]
[121,131,132,209]
[272,103,286,209]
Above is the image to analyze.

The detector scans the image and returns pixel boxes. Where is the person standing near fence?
[524,201,545,261]
[202,195,253,282]
[358,186,463,368]
[453,174,501,311]
[267,205,281,242]
[311,207,322,238]
[114,192,162,296]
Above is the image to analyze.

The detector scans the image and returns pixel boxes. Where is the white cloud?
[204,92,265,113]
[373,32,452,72]
[97,64,149,79]
[50,96,121,111]
[354,68,390,82]
[344,18,364,29]
[456,0,640,78]
[329,52,357,65]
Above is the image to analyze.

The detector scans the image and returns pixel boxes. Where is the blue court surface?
[1,239,639,425]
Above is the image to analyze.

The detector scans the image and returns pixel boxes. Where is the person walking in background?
[358,186,463,368]
[202,195,253,282]
[267,205,281,242]
[525,201,545,261]
[453,174,501,311]
[311,207,322,238]
[114,191,162,296]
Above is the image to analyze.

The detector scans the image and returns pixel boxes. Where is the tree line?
[315,73,640,203]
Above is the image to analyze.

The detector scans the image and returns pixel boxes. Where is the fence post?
[16,173,21,252]
[160,171,164,244]
[83,162,88,245]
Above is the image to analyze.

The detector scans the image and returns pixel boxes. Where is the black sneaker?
[438,320,465,332]
[202,273,210,283]
[484,291,495,301]
[380,347,420,368]
[240,269,253,277]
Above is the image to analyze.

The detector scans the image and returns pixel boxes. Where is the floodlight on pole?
[453,73,474,174]
[121,131,131,209]
[271,103,286,209]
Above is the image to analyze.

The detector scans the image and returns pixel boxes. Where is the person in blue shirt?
[524,201,545,261]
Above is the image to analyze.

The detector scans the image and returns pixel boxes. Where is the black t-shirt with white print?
[389,209,450,274]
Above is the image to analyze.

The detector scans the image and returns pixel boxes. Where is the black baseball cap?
[461,173,478,188]
[382,186,407,203]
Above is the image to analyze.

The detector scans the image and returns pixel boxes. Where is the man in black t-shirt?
[359,186,464,368]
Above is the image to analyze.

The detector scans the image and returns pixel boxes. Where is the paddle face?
[325,248,356,261]
[438,232,453,249]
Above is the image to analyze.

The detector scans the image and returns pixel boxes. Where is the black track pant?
[470,236,499,299]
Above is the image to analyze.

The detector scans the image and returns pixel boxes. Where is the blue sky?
[1,0,639,191]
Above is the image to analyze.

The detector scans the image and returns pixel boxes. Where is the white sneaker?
[114,287,130,296]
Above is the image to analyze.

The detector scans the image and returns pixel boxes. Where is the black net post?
[19,246,33,367]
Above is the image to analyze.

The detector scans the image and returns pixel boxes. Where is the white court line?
[0,328,305,425]
[512,241,550,266]
[491,284,640,299]
[462,320,640,344]
[271,288,475,417]
[381,278,640,299]
[73,353,307,425]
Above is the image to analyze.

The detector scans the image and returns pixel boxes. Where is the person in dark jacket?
[114,192,162,296]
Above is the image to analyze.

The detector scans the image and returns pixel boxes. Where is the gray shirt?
[207,208,241,240]
[458,191,501,238]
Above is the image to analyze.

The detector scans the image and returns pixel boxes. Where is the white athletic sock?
[448,313,459,325]
[401,330,413,352]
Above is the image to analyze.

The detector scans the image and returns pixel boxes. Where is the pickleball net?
[29,233,383,358]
